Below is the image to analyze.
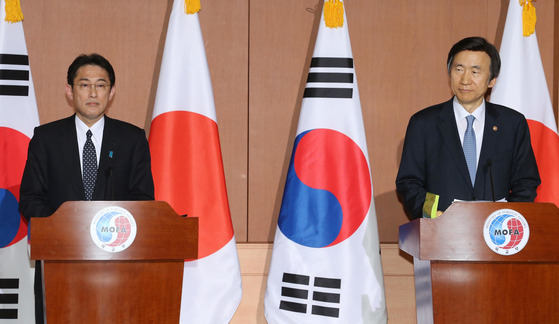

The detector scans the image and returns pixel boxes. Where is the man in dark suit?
[20,53,154,218]
[19,53,154,323]
[396,37,540,220]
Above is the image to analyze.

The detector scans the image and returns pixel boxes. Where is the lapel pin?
[493,126,498,131]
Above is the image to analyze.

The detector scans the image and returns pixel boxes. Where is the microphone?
[487,159,496,202]
[105,150,114,200]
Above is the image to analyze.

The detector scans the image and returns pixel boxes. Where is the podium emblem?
[483,209,529,255]
[90,206,137,252]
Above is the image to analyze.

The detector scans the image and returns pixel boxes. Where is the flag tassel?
[520,0,536,36]
[4,0,24,23]
[185,0,201,14]
[324,0,344,28]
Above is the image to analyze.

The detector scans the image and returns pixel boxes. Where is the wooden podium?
[30,201,198,323]
[399,202,559,323]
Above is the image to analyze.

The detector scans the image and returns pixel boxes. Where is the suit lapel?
[94,116,120,200]
[476,103,501,186]
[57,116,85,199]
[437,99,473,187]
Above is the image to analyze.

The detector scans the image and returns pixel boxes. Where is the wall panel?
[21,0,249,240]
[248,0,321,241]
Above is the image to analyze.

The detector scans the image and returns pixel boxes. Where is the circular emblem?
[90,206,137,252]
[483,209,529,255]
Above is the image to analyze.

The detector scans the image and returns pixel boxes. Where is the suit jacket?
[19,115,154,220]
[396,98,540,219]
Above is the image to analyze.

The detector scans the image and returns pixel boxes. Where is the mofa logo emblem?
[90,206,137,252]
[483,209,529,256]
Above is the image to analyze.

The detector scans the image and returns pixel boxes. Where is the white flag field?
[264,1,387,323]
[490,0,559,207]
[0,0,40,322]
[148,0,242,323]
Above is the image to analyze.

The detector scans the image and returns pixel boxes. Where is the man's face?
[449,50,496,113]
[65,64,115,127]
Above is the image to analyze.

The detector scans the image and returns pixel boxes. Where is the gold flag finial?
[185,0,201,15]
[519,0,536,36]
[5,0,24,23]
[324,0,344,28]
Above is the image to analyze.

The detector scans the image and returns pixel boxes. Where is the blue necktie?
[463,115,476,186]
[83,130,97,200]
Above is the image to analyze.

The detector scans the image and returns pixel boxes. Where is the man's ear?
[65,84,74,101]
[108,85,116,101]
[488,78,497,88]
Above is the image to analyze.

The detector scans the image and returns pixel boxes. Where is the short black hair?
[67,53,115,87]
[447,37,501,81]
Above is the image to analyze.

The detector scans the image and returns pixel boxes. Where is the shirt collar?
[75,115,105,140]
[453,97,486,121]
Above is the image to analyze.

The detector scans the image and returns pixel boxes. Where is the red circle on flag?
[149,111,234,259]
[527,120,559,205]
[0,127,30,247]
[293,129,371,246]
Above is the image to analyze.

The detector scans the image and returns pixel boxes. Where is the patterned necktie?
[83,130,97,200]
[463,115,476,186]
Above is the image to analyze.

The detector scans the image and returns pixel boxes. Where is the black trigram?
[303,57,354,99]
[279,272,341,318]
[0,54,30,96]
[0,278,19,320]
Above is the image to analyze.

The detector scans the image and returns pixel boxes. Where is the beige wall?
[21,0,557,243]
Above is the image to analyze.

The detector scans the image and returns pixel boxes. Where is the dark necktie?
[83,130,97,200]
[463,115,476,186]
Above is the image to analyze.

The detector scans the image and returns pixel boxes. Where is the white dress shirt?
[453,97,485,168]
[75,115,104,176]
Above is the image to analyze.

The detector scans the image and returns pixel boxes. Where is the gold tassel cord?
[324,0,344,28]
[5,0,24,23]
[519,0,536,36]
[185,0,201,15]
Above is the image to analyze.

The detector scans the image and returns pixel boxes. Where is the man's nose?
[88,85,98,97]
[460,72,472,84]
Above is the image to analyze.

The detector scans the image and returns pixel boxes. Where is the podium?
[399,202,559,323]
[30,201,198,323]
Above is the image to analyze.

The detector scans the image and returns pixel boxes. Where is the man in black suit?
[19,53,154,323]
[396,37,540,220]
[20,53,154,218]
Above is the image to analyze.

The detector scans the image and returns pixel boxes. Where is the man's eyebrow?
[453,63,482,70]
[76,77,109,82]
